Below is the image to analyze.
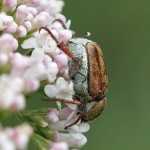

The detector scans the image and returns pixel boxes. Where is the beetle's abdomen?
[82,97,107,122]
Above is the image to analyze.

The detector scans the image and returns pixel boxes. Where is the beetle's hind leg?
[64,111,85,129]
[42,98,81,105]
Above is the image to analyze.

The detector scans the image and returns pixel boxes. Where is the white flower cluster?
[47,107,90,149]
[0,0,90,150]
[22,17,89,149]
[1,0,64,36]
[0,124,33,150]
[0,0,71,111]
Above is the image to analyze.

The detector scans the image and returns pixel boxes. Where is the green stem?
[32,133,51,150]
[0,1,3,12]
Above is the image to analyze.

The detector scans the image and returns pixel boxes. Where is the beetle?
[65,38,108,128]
[40,20,108,129]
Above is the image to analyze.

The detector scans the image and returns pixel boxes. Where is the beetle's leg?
[39,27,74,59]
[39,27,59,44]
[52,19,67,29]
[64,111,85,129]
[43,98,81,105]
[58,42,74,59]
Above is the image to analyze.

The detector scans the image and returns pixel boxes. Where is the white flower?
[0,75,25,110]
[46,107,90,149]
[21,37,37,49]
[22,32,58,54]
[44,77,74,101]
[54,132,87,148]
[30,48,58,82]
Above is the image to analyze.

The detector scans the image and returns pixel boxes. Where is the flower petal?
[21,37,37,49]
[44,84,58,98]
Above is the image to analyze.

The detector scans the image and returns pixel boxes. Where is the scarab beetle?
[64,38,108,128]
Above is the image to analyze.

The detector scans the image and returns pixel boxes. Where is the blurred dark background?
[62,0,150,150]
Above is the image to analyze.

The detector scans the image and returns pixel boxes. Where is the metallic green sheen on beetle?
[68,38,108,123]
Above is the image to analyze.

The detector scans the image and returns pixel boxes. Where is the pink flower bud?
[42,54,52,67]
[24,78,39,92]
[3,0,17,8]
[11,52,29,71]
[11,77,24,93]
[17,25,27,37]
[26,13,34,21]
[23,21,32,31]
[50,142,68,150]
[16,5,29,24]
[55,133,87,148]
[47,0,64,15]
[46,62,58,83]
[33,12,53,27]
[47,110,59,123]
[0,13,13,30]
[54,54,68,73]
[0,132,15,150]
[55,14,66,23]
[11,94,25,111]
[13,124,33,149]
[0,53,8,65]
[59,107,74,120]
[5,21,18,33]
[30,0,40,5]
[37,0,47,11]
[28,7,37,16]
[0,33,18,52]
[58,30,72,44]
[50,47,61,58]
[51,21,64,31]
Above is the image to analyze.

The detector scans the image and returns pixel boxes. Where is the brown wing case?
[86,42,108,100]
